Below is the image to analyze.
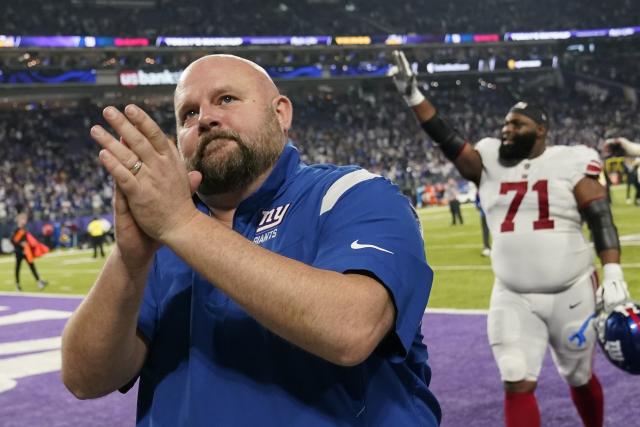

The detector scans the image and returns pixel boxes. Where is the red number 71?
[500,180,555,232]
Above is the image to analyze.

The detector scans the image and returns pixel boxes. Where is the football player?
[390,50,630,427]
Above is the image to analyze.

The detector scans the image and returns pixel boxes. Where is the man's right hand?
[388,50,425,107]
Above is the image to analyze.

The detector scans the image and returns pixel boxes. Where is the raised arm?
[389,50,483,184]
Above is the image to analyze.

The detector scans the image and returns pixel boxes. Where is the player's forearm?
[411,99,437,123]
[61,248,149,399]
[621,139,640,156]
[597,248,620,265]
[163,213,395,366]
[410,101,482,183]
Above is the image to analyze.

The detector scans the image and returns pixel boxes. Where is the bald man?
[62,55,441,426]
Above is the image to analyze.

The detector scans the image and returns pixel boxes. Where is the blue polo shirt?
[134,144,441,426]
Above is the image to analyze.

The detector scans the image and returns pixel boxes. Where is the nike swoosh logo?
[350,240,394,254]
[569,301,582,309]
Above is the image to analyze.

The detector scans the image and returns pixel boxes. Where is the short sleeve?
[312,175,433,361]
[474,137,501,163]
[568,145,602,187]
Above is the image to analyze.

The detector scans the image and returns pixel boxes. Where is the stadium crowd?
[1,81,638,247]
[564,39,640,88]
[1,0,637,36]
[291,84,640,198]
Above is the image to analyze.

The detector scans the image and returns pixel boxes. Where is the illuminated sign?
[384,34,407,45]
[507,59,543,70]
[426,62,471,73]
[156,37,244,47]
[0,35,18,47]
[608,27,635,37]
[473,34,500,43]
[114,38,149,47]
[505,31,571,41]
[156,35,330,47]
[290,36,331,46]
[334,36,372,45]
[119,69,182,86]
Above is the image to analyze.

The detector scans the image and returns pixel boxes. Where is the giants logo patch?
[256,203,291,234]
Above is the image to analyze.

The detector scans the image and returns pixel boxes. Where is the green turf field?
[1,185,638,308]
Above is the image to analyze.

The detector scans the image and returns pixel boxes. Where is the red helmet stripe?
[626,307,640,329]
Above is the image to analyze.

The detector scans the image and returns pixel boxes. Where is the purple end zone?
[0,294,137,427]
[0,295,635,426]
[422,311,636,426]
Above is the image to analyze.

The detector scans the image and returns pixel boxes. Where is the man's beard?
[499,130,537,161]
[185,108,283,196]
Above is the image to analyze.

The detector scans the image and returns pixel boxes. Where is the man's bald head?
[176,54,279,102]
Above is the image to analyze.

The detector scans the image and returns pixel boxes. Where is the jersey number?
[499,180,555,232]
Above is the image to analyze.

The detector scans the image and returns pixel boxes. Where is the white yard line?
[0,291,85,299]
[425,307,488,315]
[0,248,96,264]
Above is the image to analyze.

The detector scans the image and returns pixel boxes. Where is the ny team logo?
[256,203,291,234]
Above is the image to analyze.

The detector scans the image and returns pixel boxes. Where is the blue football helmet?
[595,302,640,375]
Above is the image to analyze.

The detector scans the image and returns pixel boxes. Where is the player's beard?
[499,130,537,161]
[185,107,284,196]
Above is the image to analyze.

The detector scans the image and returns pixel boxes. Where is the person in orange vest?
[11,212,49,291]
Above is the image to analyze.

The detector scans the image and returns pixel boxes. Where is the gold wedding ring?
[129,160,143,176]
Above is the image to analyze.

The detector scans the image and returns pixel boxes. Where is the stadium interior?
[0,1,638,425]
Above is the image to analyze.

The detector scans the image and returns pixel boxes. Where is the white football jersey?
[476,138,602,293]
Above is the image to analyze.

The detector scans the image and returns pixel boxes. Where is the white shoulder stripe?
[320,169,380,215]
